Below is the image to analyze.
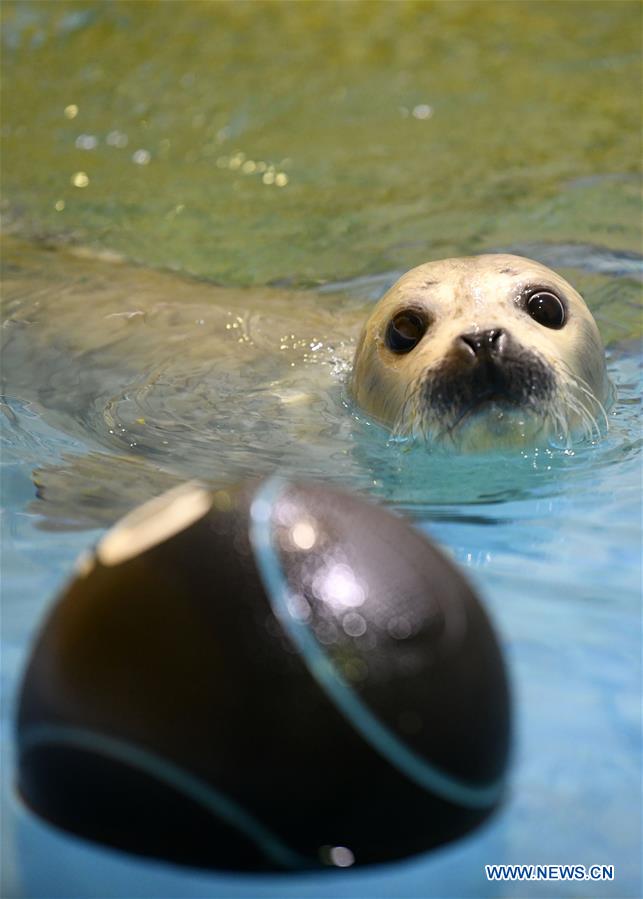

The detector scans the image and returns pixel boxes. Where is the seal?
[350,254,613,451]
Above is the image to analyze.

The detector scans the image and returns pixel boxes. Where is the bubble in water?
[71,171,89,188]
[132,149,151,165]
[75,134,98,150]
[106,130,128,148]
[412,104,433,119]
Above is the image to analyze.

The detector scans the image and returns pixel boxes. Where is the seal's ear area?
[350,324,380,405]
[350,314,406,427]
[569,316,613,405]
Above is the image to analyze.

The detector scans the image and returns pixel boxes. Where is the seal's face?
[351,255,612,451]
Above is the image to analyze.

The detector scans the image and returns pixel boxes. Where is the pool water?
[1,2,641,897]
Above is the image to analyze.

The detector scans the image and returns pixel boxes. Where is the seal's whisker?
[563,363,609,416]
[558,360,609,436]
[565,391,599,439]
[397,375,416,430]
[547,402,572,447]
[560,389,600,442]
[557,390,589,439]
[555,381,594,445]
[576,383,610,432]
[394,373,423,439]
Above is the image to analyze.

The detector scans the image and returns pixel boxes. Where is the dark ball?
[16,477,511,872]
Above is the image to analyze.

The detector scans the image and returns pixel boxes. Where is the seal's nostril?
[459,329,505,357]
[459,334,479,356]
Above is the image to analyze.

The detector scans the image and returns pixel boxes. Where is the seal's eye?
[525,290,566,329]
[386,310,428,353]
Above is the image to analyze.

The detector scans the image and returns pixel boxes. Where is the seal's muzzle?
[424,330,555,429]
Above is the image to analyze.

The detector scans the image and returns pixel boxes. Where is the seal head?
[351,255,612,451]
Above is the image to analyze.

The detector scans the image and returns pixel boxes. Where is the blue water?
[1,337,640,897]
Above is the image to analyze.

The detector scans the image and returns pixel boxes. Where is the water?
[1,2,641,897]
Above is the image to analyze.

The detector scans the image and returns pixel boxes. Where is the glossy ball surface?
[17,478,510,871]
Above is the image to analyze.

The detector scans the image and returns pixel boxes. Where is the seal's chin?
[442,400,547,451]
[416,349,557,451]
[450,393,520,429]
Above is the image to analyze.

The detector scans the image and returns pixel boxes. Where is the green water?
[2,0,641,287]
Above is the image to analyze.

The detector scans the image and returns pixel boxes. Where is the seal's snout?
[457,329,506,360]
[426,330,555,428]
[451,328,515,405]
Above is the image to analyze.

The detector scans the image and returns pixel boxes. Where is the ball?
[17,477,510,871]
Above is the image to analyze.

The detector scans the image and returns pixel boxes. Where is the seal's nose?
[458,329,505,358]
